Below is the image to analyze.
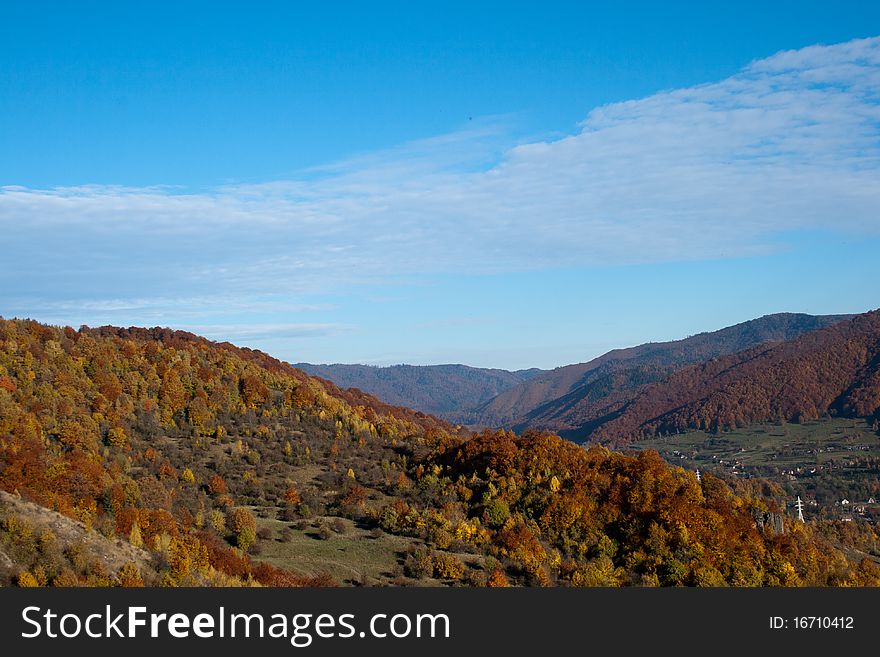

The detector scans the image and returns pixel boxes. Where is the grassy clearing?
[252,514,484,586]
[253,515,412,584]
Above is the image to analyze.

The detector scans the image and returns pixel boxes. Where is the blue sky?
[2,2,880,369]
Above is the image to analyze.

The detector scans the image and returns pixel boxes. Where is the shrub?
[433,553,465,580]
[403,547,433,579]
[129,522,144,548]
[52,569,79,587]
[227,508,257,550]
[487,569,510,587]
[117,562,144,587]
[483,499,510,528]
[284,485,301,505]
[106,426,127,448]
[465,569,488,587]
[17,571,39,587]
[281,505,300,522]
[209,509,226,534]
[427,527,453,549]
[208,474,227,496]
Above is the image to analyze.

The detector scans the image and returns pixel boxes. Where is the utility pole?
[795,496,805,523]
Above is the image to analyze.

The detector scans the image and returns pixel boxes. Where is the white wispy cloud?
[178,323,352,341]
[2,36,879,321]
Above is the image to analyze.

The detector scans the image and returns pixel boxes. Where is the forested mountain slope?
[590,310,880,445]
[475,313,851,437]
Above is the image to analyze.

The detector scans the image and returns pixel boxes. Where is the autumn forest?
[0,312,879,588]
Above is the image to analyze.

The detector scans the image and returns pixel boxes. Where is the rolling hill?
[0,318,459,587]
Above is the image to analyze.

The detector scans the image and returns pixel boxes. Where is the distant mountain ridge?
[590,309,880,446]
[481,312,853,439]
[294,363,543,423]
[297,313,852,435]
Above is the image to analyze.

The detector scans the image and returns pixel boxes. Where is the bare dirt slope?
[0,490,153,580]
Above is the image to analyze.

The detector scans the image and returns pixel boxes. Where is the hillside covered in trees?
[1,317,877,587]
[474,313,851,438]
[590,310,880,445]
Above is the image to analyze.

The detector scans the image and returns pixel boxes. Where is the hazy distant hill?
[473,313,852,435]
[298,314,850,435]
[294,363,544,422]
[590,310,880,445]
